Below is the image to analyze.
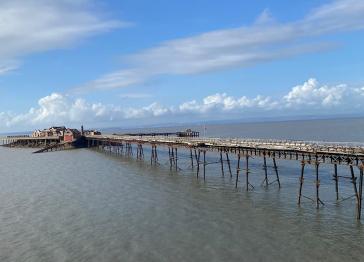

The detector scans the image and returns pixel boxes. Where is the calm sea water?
[1,118,364,262]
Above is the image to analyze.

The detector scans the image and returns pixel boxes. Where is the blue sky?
[0,0,364,131]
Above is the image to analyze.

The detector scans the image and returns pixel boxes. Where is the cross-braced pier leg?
[137,144,144,160]
[298,161,305,205]
[196,150,201,179]
[235,153,241,188]
[245,155,254,191]
[220,150,225,177]
[168,147,172,169]
[170,147,175,168]
[315,162,324,209]
[226,151,232,178]
[155,146,158,164]
[333,163,339,201]
[273,158,281,188]
[150,146,154,165]
[150,144,158,165]
[203,150,206,181]
[126,143,133,156]
[358,166,363,220]
[120,143,124,154]
[194,149,198,164]
[350,165,360,218]
[262,154,269,187]
[174,148,178,171]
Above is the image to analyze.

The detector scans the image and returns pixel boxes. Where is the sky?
[0,0,364,132]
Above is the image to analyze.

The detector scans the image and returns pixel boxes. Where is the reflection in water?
[0,146,363,262]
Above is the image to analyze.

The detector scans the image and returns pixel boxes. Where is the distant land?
[1,115,364,137]
[100,115,364,134]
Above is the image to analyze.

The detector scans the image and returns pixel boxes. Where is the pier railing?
[87,135,364,155]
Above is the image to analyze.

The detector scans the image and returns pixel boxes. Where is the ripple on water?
[0,147,363,262]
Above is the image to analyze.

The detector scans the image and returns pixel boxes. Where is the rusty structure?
[1,134,364,220]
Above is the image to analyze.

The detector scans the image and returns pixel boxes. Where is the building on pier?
[32,126,66,138]
[63,129,81,142]
[31,126,83,142]
[176,129,199,137]
[83,130,102,136]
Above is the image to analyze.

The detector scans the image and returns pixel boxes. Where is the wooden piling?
[334,164,339,200]
[226,152,232,178]
[298,161,305,205]
[315,162,321,209]
[273,158,281,188]
[196,150,201,179]
[235,153,241,188]
[220,151,225,177]
[263,154,268,187]
[246,155,250,191]
[358,166,363,220]
[175,148,178,171]
[203,150,206,181]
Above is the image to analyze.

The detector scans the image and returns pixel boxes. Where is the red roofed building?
[63,129,81,142]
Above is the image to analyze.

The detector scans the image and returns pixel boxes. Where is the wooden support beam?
[298,161,305,205]
[220,151,224,177]
[350,165,359,203]
[226,152,232,178]
[235,153,241,188]
[273,158,281,188]
[168,147,172,169]
[358,166,363,220]
[350,165,360,218]
[196,150,201,179]
[245,155,253,191]
[175,148,178,171]
[262,154,268,187]
[333,164,339,201]
[203,150,206,181]
[315,162,321,209]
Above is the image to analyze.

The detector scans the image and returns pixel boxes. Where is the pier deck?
[86,135,364,165]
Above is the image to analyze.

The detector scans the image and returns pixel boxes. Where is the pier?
[2,133,364,220]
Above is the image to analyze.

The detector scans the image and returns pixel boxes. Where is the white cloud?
[0,61,20,75]
[284,78,348,107]
[78,0,364,92]
[0,78,363,131]
[0,0,125,75]
[179,93,277,113]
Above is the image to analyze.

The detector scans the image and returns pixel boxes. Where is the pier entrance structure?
[2,134,364,220]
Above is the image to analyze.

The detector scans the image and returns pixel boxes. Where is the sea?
[0,117,364,262]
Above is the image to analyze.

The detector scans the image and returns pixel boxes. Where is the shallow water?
[1,118,364,262]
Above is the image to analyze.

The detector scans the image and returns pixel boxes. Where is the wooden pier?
[84,135,364,220]
[2,134,364,220]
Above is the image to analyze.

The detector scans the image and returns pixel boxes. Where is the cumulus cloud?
[0,0,125,75]
[179,94,277,113]
[0,78,363,131]
[78,0,364,92]
[284,78,348,107]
